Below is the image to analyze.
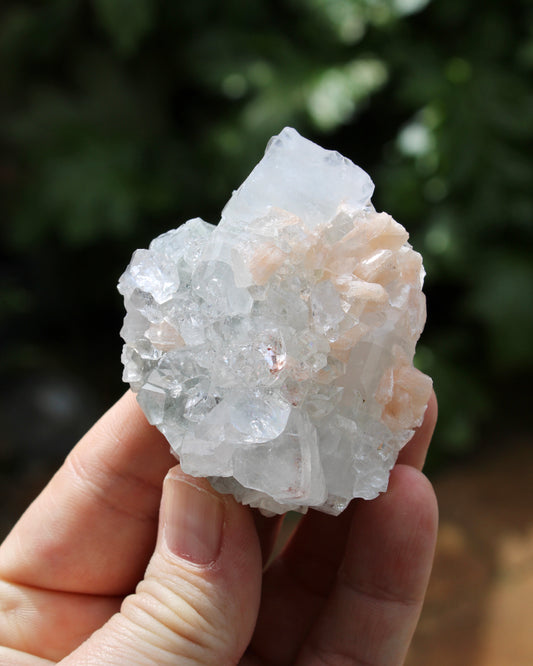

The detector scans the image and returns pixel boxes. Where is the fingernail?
[163,475,224,565]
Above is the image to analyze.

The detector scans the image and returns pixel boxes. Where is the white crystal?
[221,127,374,230]
[118,127,432,515]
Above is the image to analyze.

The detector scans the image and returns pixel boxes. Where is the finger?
[0,580,120,662]
[396,389,438,470]
[60,466,263,666]
[0,646,54,665]
[0,391,176,595]
[248,505,355,665]
[296,464,438,666]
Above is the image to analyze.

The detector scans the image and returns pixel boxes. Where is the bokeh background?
[1,1,532,663]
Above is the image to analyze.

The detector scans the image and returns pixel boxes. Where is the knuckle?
[119,571,233,664]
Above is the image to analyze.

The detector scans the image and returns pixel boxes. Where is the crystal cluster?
[118,127,432,515]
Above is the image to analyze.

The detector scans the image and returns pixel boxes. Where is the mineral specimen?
[118,127,432,515]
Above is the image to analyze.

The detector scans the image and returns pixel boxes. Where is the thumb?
[61,466,263,665]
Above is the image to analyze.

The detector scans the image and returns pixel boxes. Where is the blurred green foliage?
[1,0,532,465]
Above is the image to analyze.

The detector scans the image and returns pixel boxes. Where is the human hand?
[0,390,438,665]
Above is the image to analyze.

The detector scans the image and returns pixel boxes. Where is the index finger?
[0,391,176,595]
[295,464,438,666]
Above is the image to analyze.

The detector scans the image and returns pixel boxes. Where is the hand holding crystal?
[0,390,437,665]
[0,129,437,664]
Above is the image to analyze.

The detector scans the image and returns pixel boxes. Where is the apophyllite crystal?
[118,127,432,515]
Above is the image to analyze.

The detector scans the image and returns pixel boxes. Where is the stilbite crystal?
[118,127,432,515]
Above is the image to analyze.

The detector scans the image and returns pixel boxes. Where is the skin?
[0,390,438,665]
